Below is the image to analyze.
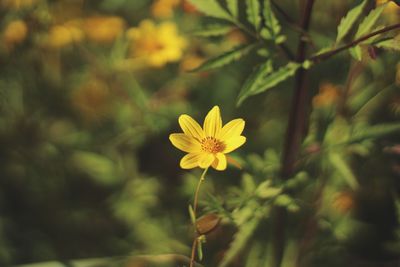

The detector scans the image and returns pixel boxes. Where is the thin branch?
[272,1,316,267]
[310,23,400,63]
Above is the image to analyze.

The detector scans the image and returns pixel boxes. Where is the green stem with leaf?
[189,167,209,267]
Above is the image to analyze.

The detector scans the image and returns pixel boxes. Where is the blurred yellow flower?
[376,0,399,18]
[71,78,113,121]
[127,20,187,68]
[169,106,246,171]
[1,0,36,9]
[83,16,126,44]
[3,20,28,48]
[46,20,84,49]
[151,0,181,18]
[312,83,340,108]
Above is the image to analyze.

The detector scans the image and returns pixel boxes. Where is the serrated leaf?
[261,0,281,41]
[190,44,256,72]
[236,61,273,106]
[336,0,367,44]
[375,36,400,51]
[226,0,238,17]
[192,24,233,37]
[218,217,261,267]
[329,153,359,190]
[237,62,300,106]
[246,0,261,31]
[355,3,387,38]
[189,204,196,224]
[187,0,232,20]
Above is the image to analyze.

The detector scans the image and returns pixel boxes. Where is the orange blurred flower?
[2,20,28,48]
[83,16,126,44]
[127,20,187,68]
[180,54,205,72]
[151,0,181,18]
[312,83,340,108]
[182,0,197,13]
[332,191,354,214]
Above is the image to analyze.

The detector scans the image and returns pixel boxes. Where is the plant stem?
[189,167,209,267]
[272,1,315,267]
[310,23,400,63]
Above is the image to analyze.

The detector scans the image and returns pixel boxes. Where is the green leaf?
[261,0,281,41]
[328,153,359,190]
[355,2,387,38]
[246,0,262,31]
[226,0,239,17]
[375,36,400,51]
[187,0,232,20]
[189,204,196,224]
[237,62,300,106]
[237,61,273,106]
[218,217,261,267]
[192,24,233,37]
[349,45,363,61]
[354,85,394,119]
[190,44,256,72]
[336,0,367,44]
[274,194,293,207]
[349,123,400,143]
[197,237,204,261]
[71,151,119,186]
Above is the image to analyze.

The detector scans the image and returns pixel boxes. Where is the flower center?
[201,136,225,153]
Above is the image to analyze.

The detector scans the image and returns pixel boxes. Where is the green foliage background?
[0,0,400,266]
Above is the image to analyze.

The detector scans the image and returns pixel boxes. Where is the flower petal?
[169,133,201,153]
[212,153,227,171]
[224,136,246,153]
[199,153,215,168]
[179,114,204,140]
[203,106,222,138]
[218,119,245,140]
[180,153,201,169]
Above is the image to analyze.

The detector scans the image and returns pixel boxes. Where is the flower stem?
[189,167,209,267]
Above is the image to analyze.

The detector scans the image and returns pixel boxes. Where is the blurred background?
[0,0,399,266]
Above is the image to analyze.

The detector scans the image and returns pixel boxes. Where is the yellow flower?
[169,106,246,171]
[46,20,84,49]
[83,16,126,44]
[376,0,399,19]
[3,20,28,48]
[151,0,181,18]
[127,20,187,68]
